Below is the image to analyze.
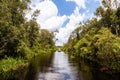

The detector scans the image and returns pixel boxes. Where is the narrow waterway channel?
[25,51,82,80]
[25,51,120,80]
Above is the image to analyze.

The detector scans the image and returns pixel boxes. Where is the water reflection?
[37,51,80,80]
[25,51,120,80]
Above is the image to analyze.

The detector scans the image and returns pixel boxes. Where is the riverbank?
[68,56,120,80]
[0,49,56,80]
[63,27,120,74]
[0,1,57,80]
[25,51,54,80]
[0,57,28,80]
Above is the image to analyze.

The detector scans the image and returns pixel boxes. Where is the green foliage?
[0,0,30,57]
[0,57,27,72]
[0,0,55,58]
[0,0,56,79]
[74,36,92,58]
[64,26,120,73]
[0,57,28,80]
[63,0,120,73]
[95,0,120,36]
[39,29,55,49]
[25,20,40,47]
[80,27,120,72]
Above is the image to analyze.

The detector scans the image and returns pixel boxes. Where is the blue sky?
[28,0,101,46]
[52,0,100,28]
[52,0,76,16]
[52,0,100,16]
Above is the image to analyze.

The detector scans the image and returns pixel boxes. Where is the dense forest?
[0,0,55,80]
[63,0,120,74]
[0,0,120,80]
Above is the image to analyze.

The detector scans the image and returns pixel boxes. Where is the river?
[25,51,120,80]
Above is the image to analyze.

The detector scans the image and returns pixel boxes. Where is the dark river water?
[25,51,120,80]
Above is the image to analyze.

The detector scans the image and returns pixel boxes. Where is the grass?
[0,48,56,80]
[0,57,28,80]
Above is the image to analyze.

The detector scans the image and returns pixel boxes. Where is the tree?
[95,0,120,36]
[0,0,30,57]
[25,20,40,47]
[39,29,55,49]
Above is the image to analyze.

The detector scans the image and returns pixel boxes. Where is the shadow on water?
[72,57,120,80]
[25,51,120,80]
[25,53,53,80]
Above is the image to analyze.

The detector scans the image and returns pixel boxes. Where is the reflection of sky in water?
[37,51,80,80]
[26,51,118,80]
[53,52,71,72]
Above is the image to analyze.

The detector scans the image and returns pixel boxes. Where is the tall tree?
[0,0,30,57]
[95,0,120,35]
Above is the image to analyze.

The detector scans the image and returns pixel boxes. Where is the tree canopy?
[0,0,55,58]
[63,0,120,73]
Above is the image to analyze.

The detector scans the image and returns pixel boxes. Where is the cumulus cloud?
[26,0,67,32]
[34,0,67,31]
[39,15,67,31]
[27,0,98,46]
[36,1,58,21]
[55,7,85,46]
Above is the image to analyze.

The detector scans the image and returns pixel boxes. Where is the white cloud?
[27,0,96,46]
[30,0,41,5]
[55,7,85,46]
[66,0,86,9]
[39,15,67,31]
[36,1,58,22]
[26,0,67,32]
